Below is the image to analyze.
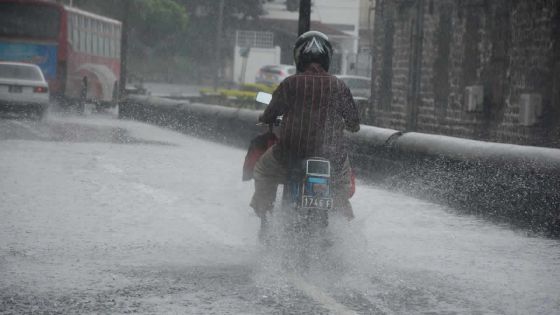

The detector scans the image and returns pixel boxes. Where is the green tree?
[70,0,265,83]
[72,0,190,82]
[73,0,188,55]
[178,0,264,82]
[129,0,188,53]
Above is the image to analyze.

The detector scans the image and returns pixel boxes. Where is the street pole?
[119,0,130,100]
[298,0,311,36]
[368,0,378,124]
[214,0,225,90]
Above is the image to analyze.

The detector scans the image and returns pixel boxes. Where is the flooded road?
[1,114,559,314]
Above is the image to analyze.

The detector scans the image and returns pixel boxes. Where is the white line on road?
[287,273,358,315]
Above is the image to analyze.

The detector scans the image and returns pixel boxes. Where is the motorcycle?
[253,92,334,269]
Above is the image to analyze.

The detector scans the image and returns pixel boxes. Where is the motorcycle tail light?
[33,86,48,93]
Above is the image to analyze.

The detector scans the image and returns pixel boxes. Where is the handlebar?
[257,117,282,133]
[256,117,282,127]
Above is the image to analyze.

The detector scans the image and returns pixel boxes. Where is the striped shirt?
[260,63,360,170]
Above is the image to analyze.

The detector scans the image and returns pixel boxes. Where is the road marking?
[287,273,358,315]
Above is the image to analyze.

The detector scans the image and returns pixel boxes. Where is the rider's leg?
[250,145,287,217]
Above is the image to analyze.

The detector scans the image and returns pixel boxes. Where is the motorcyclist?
[250,30,360,221]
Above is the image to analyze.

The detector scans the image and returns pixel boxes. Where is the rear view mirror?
[256,92,272,105]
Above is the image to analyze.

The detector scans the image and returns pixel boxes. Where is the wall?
[369,0,560,148]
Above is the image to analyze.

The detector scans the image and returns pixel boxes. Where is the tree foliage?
[129,0,188,52]
[73,0,188,55]
[179,0,264,73]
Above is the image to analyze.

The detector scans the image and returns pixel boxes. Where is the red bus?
[0,0,121,106]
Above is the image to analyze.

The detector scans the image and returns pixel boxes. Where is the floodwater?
[1,113,559,314]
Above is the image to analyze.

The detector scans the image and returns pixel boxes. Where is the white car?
[0,61,50,118]
[336,75,371,100]
[255,64,296,86]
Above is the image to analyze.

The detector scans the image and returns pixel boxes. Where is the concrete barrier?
[120,96,560,237]
[349,131,560,236]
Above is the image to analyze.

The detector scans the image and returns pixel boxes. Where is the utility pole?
[298,0,311,36]
[119,0,130,100]
[214,0,225,90]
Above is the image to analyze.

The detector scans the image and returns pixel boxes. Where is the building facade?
[368,0,560,147]
[259,0,360,74]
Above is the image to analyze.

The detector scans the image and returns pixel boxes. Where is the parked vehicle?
[0,61,50,118]
[0,0,122,107]
[255,64,296,86]
[336,75,371,100]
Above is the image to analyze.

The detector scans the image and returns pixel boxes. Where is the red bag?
[348,169,356,198]
[242,132,278,181]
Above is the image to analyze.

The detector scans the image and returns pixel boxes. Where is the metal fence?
[235,30,274,49]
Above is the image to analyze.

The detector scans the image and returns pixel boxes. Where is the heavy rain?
[1,0,559,314]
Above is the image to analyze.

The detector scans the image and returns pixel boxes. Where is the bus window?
[73,28,78,51]
[91,30,97,55]
[90,20,95,55]
[92,31,96,56]
[80,29,85,52]
[72,16,79,51]
[105,37,110,57]
[67,15,72,41]
[99,34,103,57]
[94,33,99,56]
[87,31,92,54]
[102,25,106,56]
[116,37,121,58]
[97,23,102,56]
[0,3,60,40]
[100,37,103,57]
[91,21,95,55]
[107,25,113,57]
[109,38,115,58]
[83,17,88,52]
[100,35,105,57]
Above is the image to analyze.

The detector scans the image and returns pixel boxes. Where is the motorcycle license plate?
[302,196,332,210]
